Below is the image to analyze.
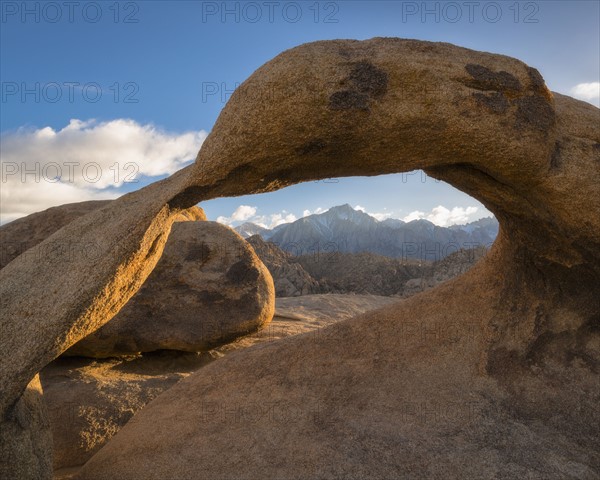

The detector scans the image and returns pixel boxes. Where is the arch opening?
[201,171,498,298]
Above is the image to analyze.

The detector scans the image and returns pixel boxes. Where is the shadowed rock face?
[0,375,52,480]
[1,38,599,478]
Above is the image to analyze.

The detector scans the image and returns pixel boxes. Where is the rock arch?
[1,38,599,478]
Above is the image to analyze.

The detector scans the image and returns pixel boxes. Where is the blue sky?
[1,1,599,226]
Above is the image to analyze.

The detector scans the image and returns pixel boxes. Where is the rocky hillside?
[236,204,498,260]
[247,234,488,297]
[245,234,321,297]
[296,251,424,296]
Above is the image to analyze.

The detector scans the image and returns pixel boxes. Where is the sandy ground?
[213,294,400,355]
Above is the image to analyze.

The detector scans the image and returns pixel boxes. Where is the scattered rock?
[401,247,488,297]
[296,251,424,296]
[214,293,399,354]
[248,235,487,298]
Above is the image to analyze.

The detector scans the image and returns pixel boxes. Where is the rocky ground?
[44,294,398,479]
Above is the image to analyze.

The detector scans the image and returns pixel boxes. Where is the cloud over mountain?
[235,204,498,260]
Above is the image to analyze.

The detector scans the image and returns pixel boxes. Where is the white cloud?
[231,205,257,222]
[402,210,426,223]
[216,205,258,225]
[302,207,327,217]
[258,212,297,229]
[217,206,296,229]
[370,212,393,221]
[428,205,478,226]
[570,82,600,106]
[402,205,483,226]
[1,119,208,223]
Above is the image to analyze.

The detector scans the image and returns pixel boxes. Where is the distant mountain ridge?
[235,204,498,260]
[246,234,488,298]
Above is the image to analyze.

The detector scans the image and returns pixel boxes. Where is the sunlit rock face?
[0,201,207,271]
[1,38,598,479]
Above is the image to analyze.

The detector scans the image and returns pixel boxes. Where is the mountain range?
[246,234,488,298]
[235,204,498,261]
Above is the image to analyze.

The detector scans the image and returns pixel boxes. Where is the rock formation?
[66,221,274,357]
[246,234,323,296]
[40,352,213,473]
[1,38,598,478]
[401,246,488,297]
[0,375,52,480]
[1,202,272,358]
[43,294,394,476]
[0,200,206,271]
[0,201,110,270]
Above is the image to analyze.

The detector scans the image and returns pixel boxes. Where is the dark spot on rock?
[465,63,523,94]
[402,39,438,53]
[225,164,258,184]
[486,347,523,377]
[297,139,326,156]
[329,90,370,110]
[226,259,259,284]
[348,61,388,98]
[550,141,562,169]
[185,242,211,264]
[114,339,138,353]
[233,291,262,317]
[337,47,352,59]
[329,62,388,113]
[526,67,553,101]
[593,143,600,151]
[514,95,556,132]
[473,92,509,114]
[527,67,545,92]
[195,290,226,303]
